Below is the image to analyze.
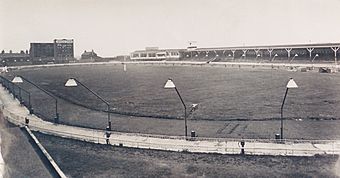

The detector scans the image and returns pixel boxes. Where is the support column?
[231,49,236,60]
[205,51,209,57]
[267,48,273,60]
[331,47,339,64]
[285,48,292,60]
[254,48,260,56]
[196,51,201,57]
[242,49,248,60]
[223,50,226,57]
[307,48,314,61]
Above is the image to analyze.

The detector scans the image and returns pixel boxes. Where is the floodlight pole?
[174,87,188,139]
[279,78,298,140]
[280,87,289,139]
[69,78,112,131]
[17,75,59,122]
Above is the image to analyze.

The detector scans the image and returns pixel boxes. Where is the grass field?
[6,63,340,139]
[35,132,339,178]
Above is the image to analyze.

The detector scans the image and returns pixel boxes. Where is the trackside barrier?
[5,60,340,72]
[1,84,340,157]
[3,109,340,157]
[23,126,67,178]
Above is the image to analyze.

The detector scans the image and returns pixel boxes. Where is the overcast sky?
[1,0,340,57]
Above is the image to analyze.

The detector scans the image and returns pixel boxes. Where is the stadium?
[130,43,340,64]
[2,42,340,177]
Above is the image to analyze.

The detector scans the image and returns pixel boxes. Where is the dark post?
[28,92,32,114]
[280,88,289,140]
[17,76,59,123]
[175,87,187,139]
[71,78,112,130]
[107,104,111,131]
[240,141,245,155]
[12,82,15,98]
[18,87,23,104]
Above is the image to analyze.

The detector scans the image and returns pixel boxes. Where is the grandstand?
[130,47,182,61]
[131,43,340,64]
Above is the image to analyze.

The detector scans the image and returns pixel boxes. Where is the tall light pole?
[65,78,112,130]
[280,78,298,139]
[12,75,59,123]
[164,78,188,139]
[312,54,319,63]
[271,54,278,62]
[255,54,261,61]
[290,54,298,63]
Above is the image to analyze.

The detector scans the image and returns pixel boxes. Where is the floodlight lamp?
[286,78,298,89]
[65,78,78,87]
[12,76,23,83]
[164,79,176,89]
[274,54,278,57]
[315,54,319,57]
[294,54,298,57]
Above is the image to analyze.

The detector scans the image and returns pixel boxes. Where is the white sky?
[1,0,340,57]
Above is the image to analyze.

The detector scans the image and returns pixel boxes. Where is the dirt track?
[36,132,339,178]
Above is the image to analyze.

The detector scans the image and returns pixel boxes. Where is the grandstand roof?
[196,43,340,51]
[132,48,186,53]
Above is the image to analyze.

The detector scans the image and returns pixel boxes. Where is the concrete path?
[1,86,340,156]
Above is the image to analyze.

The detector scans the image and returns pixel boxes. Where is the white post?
[242,49,248,60]
[231,49,236,60]
[285,48,292,60]
[267,48,273,60]
[254,48,260,56]
[331,47,339,64]
[196,51,201,58]
[307,48,314,61]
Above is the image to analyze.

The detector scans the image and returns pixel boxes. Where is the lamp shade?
[286,78,298,89]
[164,79,176,89]
[12,76,23,83]
[65,78,78,87]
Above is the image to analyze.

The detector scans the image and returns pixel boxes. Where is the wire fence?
[2,105,339,157]
[0,76,31,111]
[1,78,339,156]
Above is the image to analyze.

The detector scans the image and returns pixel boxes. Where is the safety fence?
[2,105,340,157]
[1,80,340,157]
[0,76,31,110]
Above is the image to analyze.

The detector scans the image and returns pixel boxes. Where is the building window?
[148,53,156,57]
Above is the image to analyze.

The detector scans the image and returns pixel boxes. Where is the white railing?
[2,107,340,157]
